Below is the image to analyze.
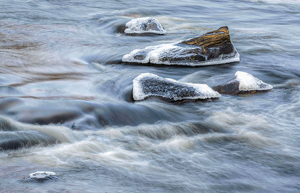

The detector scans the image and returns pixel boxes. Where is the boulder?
[122,26,240,66]
[123,17,166,35]
[133,73,220,101]
[213,71,273,95]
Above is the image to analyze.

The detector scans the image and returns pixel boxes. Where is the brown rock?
[182,26,231,52]
[213,80,240,95]
[181,26,236,61]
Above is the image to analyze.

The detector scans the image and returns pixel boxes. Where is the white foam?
[235,71,273,91]
[132,73,221,101]
[29,171,56,179]
[155,136,195,151]
[124,17,166,35]
[122,43,240,66]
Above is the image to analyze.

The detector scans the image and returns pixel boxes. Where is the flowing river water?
[0,0,300,192]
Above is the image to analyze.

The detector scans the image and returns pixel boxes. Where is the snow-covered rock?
[133,73,220,101]
[22,171,58,182]
[213,71,273,95]
[122,26,240,66]
[124,17,166,35]
[29,171,56,180]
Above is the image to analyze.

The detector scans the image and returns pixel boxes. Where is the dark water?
[1,0,300,192]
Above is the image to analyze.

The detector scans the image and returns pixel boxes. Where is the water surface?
[0,0,300,192]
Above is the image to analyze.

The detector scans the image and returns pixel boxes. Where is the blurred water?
[0,0,300,192]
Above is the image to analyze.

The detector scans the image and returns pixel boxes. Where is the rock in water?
[133,73,221,101]
[181,26,232,54]
[213,71,273,95]
[124,17,166,35]
[22,171,58,182]
[122,26,240,66]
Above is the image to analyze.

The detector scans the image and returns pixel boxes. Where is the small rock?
[22,171,58,182]
[213,71,273,95]
[124,17,166,35]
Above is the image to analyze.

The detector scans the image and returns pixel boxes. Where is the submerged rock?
[133,73,220,101]
[0,86,23,96]
[122,26,240,66]
[124,17,166,35]
[0,131,56,150]
[22,171,58,182]
[213,71,273,95]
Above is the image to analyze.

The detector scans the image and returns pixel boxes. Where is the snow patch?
[235,71,273,91]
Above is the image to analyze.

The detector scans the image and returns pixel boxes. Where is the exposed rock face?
[124,17,166,35]
[213,71,273,95]
[122,26,239,66]
[133,73,220,101]
[213,80,240,95]
[182,27,230,50]
[181,26,235,61]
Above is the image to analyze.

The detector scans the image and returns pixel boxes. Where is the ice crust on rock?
[124,17,166,35]
[122,43,240,66]
[213,71,273,95]
[122,26,240,66]
[29,171,56,180]
[133,73,221,101]
[235,71,273,91]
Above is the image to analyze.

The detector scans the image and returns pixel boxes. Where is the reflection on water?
[0,0,300,192]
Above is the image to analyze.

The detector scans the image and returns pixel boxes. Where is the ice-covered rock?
[213,71,273,95]
[29,171,57,180]
[22,171,58,182]
[133,73,220,101]
[122,26,240,66]
[124,17,166,35]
